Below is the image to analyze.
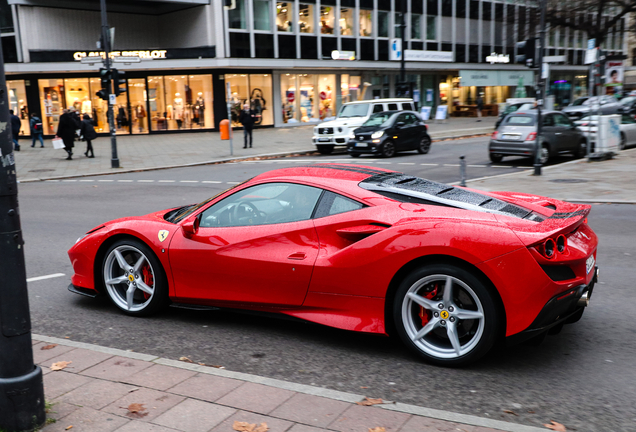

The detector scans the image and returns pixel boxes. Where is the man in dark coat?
[239,103,256,148]
[10,110,21,151]
[57,109,80,160]
[80,114,97,158]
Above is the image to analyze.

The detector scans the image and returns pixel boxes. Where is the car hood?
[317,118,367,128]
[562,105,590,113]
[354,125,386,133]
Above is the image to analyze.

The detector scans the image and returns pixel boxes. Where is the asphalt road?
[19,137,636,431]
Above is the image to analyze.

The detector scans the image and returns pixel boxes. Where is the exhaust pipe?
[578,291,590,307]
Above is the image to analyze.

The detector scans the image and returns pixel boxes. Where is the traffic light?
[112,68,127,96]
[515,38,536,68]
[96,68,110,100]
[224,0,236,9]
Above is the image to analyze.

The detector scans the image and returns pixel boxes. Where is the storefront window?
[341,75,361,104]
[148,75,214,131]
[225,74,272,127]
[299,74,316,121]
[426,15,436,40]
[277,2,292,32]
[340,7,354,36]
[188,75,214,128]
[7,80,29,136]
[320,6,334,34]
[229,0,247,29]
[378,11,389,37]
[128,78,148,134]
[39,79,65,135]
[317,75,335,119]
[359,9,372,37]
[281,74,296,123]
[299,4,314,33]
[254,0,271,31]
[148,76,166,131]
[412,14,421,39]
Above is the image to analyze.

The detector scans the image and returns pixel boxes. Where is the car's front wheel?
[417,135,432,154]
[102,239,169,316]
[381,141,396,158]
[393,264,500,366]
[489,153,503,163]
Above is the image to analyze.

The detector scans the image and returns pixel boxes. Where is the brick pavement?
[33,335,547,432]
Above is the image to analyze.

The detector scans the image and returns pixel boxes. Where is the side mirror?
[396,121,406,128]
[182,217,200,236]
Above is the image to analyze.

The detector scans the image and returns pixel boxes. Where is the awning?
[459,70,535,87]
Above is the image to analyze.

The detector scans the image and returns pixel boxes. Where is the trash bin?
[220,119,231,140]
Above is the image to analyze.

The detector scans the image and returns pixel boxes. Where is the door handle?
[287,252,307,260]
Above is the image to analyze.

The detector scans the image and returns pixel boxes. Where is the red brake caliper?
[419,284,438,326]
[141,265,154,300]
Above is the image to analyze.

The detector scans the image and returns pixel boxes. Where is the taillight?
[556,234,567,253]
[491,131,498,140]
[543,238,555,258]
[525,132,537,141]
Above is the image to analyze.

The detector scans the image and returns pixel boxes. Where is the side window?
[199,182,322,228]
[314,191,365,218]
[372,104,384,113]
[388,103,398,110]
[542,115,554,127]
[554,114,572,127]
[395,113,409,124]
[622,114,636,124]
[401,102,414,111]
[405,113,418,124]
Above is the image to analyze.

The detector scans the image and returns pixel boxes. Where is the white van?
[312,98,415,154]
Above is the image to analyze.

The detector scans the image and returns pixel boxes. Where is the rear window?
[401,102,414,111]
[388,103,398,110]
[505,115,535,125]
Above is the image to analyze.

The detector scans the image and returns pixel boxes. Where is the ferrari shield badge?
[158,230,169,242]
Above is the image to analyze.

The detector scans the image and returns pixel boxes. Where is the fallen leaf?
[369,428,385,432]
[41,344,58,350]
[360,386,369,389]
[544,420,567,431]
[503,410,519,416]
[127,403,145,413]
[50,361,72,371]
[356,397,384,406]
[179,356,194,363]
[527,410,536,414]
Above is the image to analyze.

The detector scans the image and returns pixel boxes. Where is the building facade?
[1,0,625,136]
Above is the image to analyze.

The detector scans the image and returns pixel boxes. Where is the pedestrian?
[30,113,45,148]
[57,109,80,160]
[80,114,97,158]
[10,109,21,151]
[239,103,256,148]
[476,95,484,122]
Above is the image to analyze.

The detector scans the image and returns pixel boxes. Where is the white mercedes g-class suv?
[313,98,415,154]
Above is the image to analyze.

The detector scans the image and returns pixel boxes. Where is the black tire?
[393,264,500,366]
[317,145,334,155]
[620,133,626,151]
[489,153,503,163]
[381,141,396,158]
[102,239,169,316]
[576,140,588,158]
[350,153,360,158]
[417,135,432,154]
[538,144,550,165]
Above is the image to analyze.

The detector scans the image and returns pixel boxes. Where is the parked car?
[494,102,535,129]
[617,96,636,117]
[573,114,636,151]
[561,95,621,120]
[313,98,415,154]
[68,164,599,366]
[489,110,586,164]
[346,111,431,158]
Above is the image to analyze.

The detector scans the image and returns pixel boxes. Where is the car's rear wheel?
[417,135,432,154]
[620,132,626,150]
[381,141,396,158]
[538,144,550,165]
[576,139,588,158]
[350,153,360,158]
[102,239,168,316]
[489,153,503,163]
[317,145,334,155]
[393,264,500,366]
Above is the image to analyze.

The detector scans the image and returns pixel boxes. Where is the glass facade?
[359,9,372,37]
[276,2,292,32]
[320,6,334,34]
[225,74,273,127]
[340,7,354,36]
[7,80,29,135]
[281,73,350,123]
[299,4,314,33]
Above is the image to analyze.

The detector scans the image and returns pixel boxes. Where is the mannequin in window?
[174,93,184,129]
[135,103,146,132]
[81,97,92,115]
[193,92,205,125]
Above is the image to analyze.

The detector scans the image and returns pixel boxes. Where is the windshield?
[571,97,589,106]
[167,180,251,223]
[362,112,395,127]
[338,103,370,118]
[505,115,535,125]
[621,96,636,106]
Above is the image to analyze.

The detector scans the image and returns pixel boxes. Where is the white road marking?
[398,163,415,165]
[443,164,460,167]
[467,165,487,168]
[117,180,133,182]
[491,165,515,168]
[226,181,241,184]
[158,180,175,183]
[420,163,439,166]
[138,180,154,182]
[376,162,391,164]
[62,179,77,182]
[202,181,223,184]
[27,273,65,283]
[79,179,94,182]
[98,179,114,182]
[180,180,199,183]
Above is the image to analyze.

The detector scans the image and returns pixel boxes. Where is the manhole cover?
[548,178,588,183]
[28,169,55,173]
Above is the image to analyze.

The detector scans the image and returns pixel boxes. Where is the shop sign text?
[485,53,510,64]
[73,50,168,61]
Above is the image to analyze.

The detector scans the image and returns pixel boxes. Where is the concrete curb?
[33,334,548,432]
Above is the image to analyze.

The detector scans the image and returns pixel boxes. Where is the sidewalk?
[33,334,546,432]
[13,117,496,182]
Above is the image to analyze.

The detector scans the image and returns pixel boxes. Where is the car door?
[168,182,322,306]
[553,113,579,151]
[541,114,557,149]
[621,114,636,146]
[392,113,415,149]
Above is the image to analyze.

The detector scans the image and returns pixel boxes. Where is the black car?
[618,96,636,117]
[347,111,431,158]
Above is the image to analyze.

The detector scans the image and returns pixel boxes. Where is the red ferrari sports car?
[68,164,598,366]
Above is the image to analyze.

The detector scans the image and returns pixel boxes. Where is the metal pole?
[0,41,46,432]
[101,0,119,168]
[459,155,467,187]
[534,0,546,176]
[226,82,233,156]
[400,0,406,89]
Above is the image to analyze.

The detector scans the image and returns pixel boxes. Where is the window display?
[359,9,372,37]
[277,2,292,32]
[341,75,361,104]
[128,78,148,134]
[281,74,296,123]
[320,6,334,34]
[148,75,214,131]
[280,73,336,123]
[299,4,314,33]
[225,74,272,127]
[339,8,354,36]
[39,79,65,135]
[7,80,29,136]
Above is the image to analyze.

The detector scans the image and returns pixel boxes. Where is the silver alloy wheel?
[539,145,549,164]
[103,245,156,312]
[401,274,485,359]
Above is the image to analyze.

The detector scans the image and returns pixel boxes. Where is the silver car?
[574,114,636,151]
[561,95,621,120]
[489,110,586,164]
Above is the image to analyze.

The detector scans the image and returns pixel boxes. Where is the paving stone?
[152,399,236,432]
[216,382,295,414]
[398,416,476,432]
[114,420,182,431]
[122,363,197,391]
[43,370,93,399]
[55,379,138,410]
[269,393,350,428]
[45,401,83,422]
[287,425,334,432]
[167,372,243,402]
[103,387,185,421]
[34,343,76,364]
[328,405,411,432]
[209,409,294,432]
[80,355,154,381]
[47,348,113,374]
[40,406,129,432]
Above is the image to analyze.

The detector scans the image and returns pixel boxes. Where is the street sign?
[588,39,596,50]
[109,94,116,105]
[390,38,402,61]
[585,48,598,65]
[541,62,550,80]
[543,55,566,63]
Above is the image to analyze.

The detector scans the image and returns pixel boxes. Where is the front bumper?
[313,136,348,146]
[346,138,387,154]
[507,266,598,345]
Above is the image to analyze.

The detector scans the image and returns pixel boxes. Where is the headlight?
[371,130,384,139]
[75,234,87,244]
[349,131,355,139]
